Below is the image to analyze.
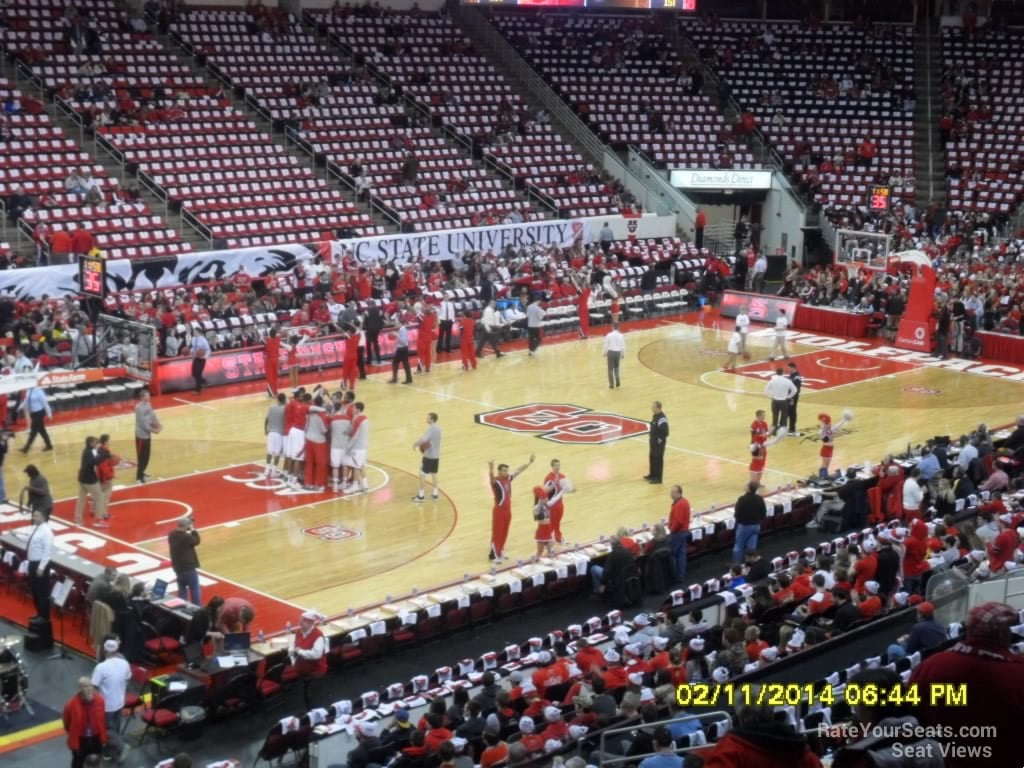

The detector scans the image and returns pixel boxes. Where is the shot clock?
[79,255,107,299]
[869,185,892,212]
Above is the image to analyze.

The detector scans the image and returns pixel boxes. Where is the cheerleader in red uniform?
[816,410,853,479]
[573,271,592,339]
[286,334,302,388]
[459,311,477,371]
[749,443,767,486]
[533,485,564,558]
[817,413,835,479]
[750,409,769,447]
[416,305,436,373]
[543,459,567,543]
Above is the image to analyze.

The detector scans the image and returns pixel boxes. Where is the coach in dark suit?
[363,300,384,365]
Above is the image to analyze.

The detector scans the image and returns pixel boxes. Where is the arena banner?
[719,290,799,324]
[153,326,461,394]
[330,219,591,265]
[0,219,598,300]
[0,242,321,301]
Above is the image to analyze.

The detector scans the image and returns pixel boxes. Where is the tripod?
[0,658,34,723]
[49,605,71,661]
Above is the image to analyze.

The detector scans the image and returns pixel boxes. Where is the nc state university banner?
[330,219,591,265]
[0,220,591,300]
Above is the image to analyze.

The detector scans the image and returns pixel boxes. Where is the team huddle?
[264,386,370,493]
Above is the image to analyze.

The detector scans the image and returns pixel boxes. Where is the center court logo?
[475,404,649,445]
[303,524,362,541]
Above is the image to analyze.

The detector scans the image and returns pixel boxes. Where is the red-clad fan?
[288,610,327,709]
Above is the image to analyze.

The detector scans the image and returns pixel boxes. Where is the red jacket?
[669,497,691,534]
[903,520,930,578]
[63,692,108,750]
[701,728,822,768]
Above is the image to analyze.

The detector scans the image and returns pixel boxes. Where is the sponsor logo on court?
[303,524,362,541]
[475,404,649,445]
[748,328,1024,384]
[903,385,942,395]
[726,350,914,391]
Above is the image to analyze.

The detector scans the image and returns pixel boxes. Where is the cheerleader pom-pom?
[842,409,854,422]
[559,477,576,493]
[766,427,787,446]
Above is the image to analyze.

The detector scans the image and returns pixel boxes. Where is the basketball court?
[6,312,1019,631]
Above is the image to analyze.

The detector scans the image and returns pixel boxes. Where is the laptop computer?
[182,640,205,668]
[224,632,250,654]
[150,578,168,600]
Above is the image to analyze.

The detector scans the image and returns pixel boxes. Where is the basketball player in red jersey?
[263,327,281,397]
[303,394,330,491]
[416,305,436,374]
[340,328,359,392]
[459,311,477,371]
[543,459,567,543]
[283,388,308,487]
[488,453,535,562]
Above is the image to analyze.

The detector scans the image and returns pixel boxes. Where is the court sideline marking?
[172,397,217,410]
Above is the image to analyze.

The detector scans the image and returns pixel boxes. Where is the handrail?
[181,207,212,245]
[598,710,731,765]
[367,193,402,229]
[524,183,559,216]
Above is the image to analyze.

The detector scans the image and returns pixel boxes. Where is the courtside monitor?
[150,578,168,599]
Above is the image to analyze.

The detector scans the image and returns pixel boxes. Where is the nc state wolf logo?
[303,524,361,541]
[475,404,649,445]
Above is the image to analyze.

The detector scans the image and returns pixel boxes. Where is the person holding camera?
[168,516,201,605]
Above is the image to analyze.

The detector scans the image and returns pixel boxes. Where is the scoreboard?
[464,0,697,9]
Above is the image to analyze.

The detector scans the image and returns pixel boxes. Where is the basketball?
[559,477,576,493]
[418,440,430,453]
[742,352,751,360]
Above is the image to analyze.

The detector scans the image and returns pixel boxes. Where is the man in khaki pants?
[74,436,104,527]
[95,434,118,525]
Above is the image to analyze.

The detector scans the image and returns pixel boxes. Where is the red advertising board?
[719,290,799,325]
[154,327,458,394]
